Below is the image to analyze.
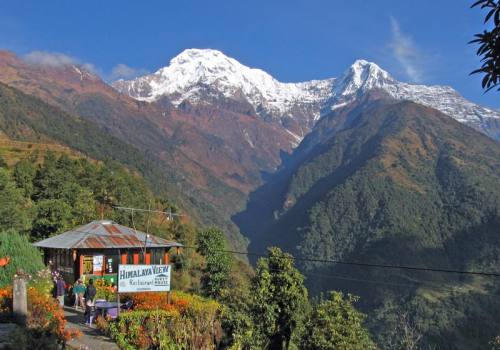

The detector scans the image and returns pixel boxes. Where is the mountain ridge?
[113,48,500,141]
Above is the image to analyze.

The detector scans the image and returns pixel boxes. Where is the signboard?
[118,264,171,293]
[93,255,103,273]
[83,256,93,274]
[107,258,113,273]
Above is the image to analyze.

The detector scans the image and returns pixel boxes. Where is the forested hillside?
[237,100,500,349]
[0,152,167,237]
[0,81,247,250]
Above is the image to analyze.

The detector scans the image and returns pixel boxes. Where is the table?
[95,301,119,318]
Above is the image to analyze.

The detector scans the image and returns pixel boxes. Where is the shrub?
[123,291,192,313]
[298,292,375,350]
[106,291,221,349]
[0,285,81,348]
[108,309,221,350]
[0,230,44,287]
[0,287,12,318]
[26,286,75,343]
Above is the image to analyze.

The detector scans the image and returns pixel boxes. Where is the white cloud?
[22,50,98,73]
[109,63,149,81]
[81,62,98,73]
[389,17,424,83]
[21,50,148,82]
[23,51,77,67]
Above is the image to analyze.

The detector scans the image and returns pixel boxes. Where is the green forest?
[239,101,500,349]
[0,151,175,239]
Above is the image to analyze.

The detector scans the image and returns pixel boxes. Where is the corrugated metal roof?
[33,220,183,250]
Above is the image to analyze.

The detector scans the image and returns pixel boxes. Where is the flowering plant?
[0,287,12,315]
[27,286,81,342]
[94,278,117,301]
[102,291,222,349]
[0,278,81,346]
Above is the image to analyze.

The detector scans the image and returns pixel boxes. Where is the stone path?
[0,323,18,349]
[64,307,119,350]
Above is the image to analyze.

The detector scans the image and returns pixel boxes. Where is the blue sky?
[1,0,498,108]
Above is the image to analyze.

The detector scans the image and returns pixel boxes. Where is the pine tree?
[251,247,308,350]
[197,227,232,299]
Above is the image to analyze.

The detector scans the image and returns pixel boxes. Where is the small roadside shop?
[33,220,182,284]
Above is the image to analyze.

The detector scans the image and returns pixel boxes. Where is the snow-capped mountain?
[112,49,333,135]
[326,59,500,137]
[113,49,500,141]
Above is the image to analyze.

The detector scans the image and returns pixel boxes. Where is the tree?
[251,247,308,350]
[32,199,72,239]
[32,152,68,201]
[471,0,500,91]
[197,227,232,299]
[383,311,423,350]
[0,229,44,287]
[0,168,33,234]
[220,260,256,349]
[71,188,96,225]
[13,158,37,198]
[299,292,376,350]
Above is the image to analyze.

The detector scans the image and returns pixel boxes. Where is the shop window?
[105,254,119,274]
[83,256,93,275]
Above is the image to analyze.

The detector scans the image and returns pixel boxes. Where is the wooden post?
[117,248,121,318]
[79,254,84,280]
[117,292,120,318]
[13,271,27,326]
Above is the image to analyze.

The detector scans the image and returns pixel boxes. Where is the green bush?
[299,292,375,350]
[107,307,221,350]
[0,230,44,287]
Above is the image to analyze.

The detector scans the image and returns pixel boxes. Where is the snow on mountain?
[112,49,334,127]
[326,59,500,136]
[113,49,500,141]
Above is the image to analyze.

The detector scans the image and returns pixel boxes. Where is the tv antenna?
[112,206,184,221]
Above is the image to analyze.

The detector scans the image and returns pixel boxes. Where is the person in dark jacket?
[84,279,97,325]
[55,276,66,306]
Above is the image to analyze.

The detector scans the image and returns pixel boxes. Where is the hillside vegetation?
[0,82,247,250]
[238,100,500,349]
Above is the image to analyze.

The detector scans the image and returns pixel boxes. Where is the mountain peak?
[171,48,228,60]
[350,59,387,73]
[112,50,500,141]
[168,48,238,70]
[112,48,334,132]
[334,59,393,96]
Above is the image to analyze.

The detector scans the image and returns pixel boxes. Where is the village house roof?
[33,220,183,250]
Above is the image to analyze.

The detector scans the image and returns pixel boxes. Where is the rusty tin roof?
[33,220,183,250]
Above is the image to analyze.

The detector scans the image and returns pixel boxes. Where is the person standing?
[55,275,66,307]
[84,279,96,325]
[73,280,86,310]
